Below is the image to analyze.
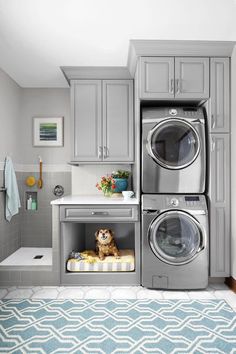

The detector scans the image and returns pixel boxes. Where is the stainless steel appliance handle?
[91,211,109,216]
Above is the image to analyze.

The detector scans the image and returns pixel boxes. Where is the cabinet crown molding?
[127,39,236,77]
[61,66,132,83]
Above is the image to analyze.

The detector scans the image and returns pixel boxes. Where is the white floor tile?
[110,288,137,299]
[163,291,189,300]
[0,289,8,299]
[58,288,84,299]
[188,291,216,300]
[214,290,236,308]
[136,289,163,299]
[31,289,58,299]
[84,288,110,299]
[4,289,33,299]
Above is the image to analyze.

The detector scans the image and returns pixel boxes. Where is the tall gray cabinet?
[71,79,134,163]
[208,58,230,277]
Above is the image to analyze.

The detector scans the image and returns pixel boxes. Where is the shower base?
[0,247,52,270]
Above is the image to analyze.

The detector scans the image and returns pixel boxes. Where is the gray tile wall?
[0,171,71,259]
[20,172,71,247]
[0,172,21,262]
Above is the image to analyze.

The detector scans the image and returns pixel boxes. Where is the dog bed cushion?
[67,249,135,272]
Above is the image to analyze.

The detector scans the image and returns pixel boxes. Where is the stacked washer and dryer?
[141,107,209,289]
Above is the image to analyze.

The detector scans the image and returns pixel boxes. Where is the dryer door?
[147,118,200,170]
[149,210,204,265]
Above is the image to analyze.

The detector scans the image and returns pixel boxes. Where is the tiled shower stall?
[0,170,71,264]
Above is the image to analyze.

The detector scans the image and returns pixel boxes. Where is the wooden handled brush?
[37,157,43,189]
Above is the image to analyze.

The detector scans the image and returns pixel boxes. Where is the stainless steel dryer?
[142,194,208,289]
[142,107,206,193]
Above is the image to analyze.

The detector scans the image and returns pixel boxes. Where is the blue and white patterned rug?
[0,299,236,353]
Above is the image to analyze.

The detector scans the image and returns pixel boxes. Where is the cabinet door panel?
[140,57,174,99]
[210,58,230,133]
[72,80,102,161]
[103,80,134,162]
[209,134,230,277]
[175,57,209,99]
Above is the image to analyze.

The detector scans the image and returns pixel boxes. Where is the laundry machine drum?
[149,210,204,265]
[147,119,200,170]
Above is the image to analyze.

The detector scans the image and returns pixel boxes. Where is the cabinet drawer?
[60,206,138,222]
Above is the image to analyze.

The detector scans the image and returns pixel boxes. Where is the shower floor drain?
[34,255,43,259]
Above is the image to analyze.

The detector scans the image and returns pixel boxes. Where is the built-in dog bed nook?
[67,249,135,272]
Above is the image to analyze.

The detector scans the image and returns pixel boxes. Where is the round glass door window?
[148,119,200,169]
[149,211,202,265]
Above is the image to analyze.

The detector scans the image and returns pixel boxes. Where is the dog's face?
[95,229,114,245]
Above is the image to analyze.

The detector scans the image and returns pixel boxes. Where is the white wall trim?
[0,163,71,172]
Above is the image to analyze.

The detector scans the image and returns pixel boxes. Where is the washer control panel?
[169,109,178,116]
[170,198,179,207]
[166,195,204,208]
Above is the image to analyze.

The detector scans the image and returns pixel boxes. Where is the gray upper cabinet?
[210,58,230,133]
[140,57,174,99]
[175,57,209,99]
[103,80,134,162]
[72,80,102,162]
[140,56,209,99]
[209,134,230,277]
[71,79,134,163]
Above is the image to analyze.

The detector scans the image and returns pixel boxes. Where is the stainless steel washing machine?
[142,107,206,193]
[142,194,208,289]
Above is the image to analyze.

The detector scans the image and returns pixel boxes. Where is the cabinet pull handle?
[211,114,216,129]
[103,146,109,158]
[170,79,174,94]
[211,137,215,152]
[98,146,102,158]
[91,211,109,215]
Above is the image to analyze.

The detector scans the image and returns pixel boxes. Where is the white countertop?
[51,195,139,205]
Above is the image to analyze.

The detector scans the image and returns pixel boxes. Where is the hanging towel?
[4,156,21,222]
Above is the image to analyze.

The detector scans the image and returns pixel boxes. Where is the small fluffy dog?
[95,229,120,260]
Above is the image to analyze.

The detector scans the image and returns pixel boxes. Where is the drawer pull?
[91,211,109,216]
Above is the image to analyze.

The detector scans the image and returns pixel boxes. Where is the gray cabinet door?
[175,57,209,99]
[102,80,134,162]
[209,134,230,277]
[210,58,230,133]
[140,57,174,99]
[72,80,102,162]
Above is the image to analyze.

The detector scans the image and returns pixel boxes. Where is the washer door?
[147,118,200,170]
[149,210,203,265]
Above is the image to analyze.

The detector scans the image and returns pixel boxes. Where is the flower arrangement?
[111,170,130,179]
[96,175,116,197]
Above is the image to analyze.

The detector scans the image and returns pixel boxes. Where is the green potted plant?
[111,170,130,193]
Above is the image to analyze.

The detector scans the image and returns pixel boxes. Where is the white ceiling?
[0,0,236,87]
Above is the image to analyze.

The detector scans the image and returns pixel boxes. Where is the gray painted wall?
[0,68,21,164]
[20,88,71,164]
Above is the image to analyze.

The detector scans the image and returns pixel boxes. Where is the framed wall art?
[33,117,63,147]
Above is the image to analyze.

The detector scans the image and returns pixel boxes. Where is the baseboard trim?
[225,277,236,293]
